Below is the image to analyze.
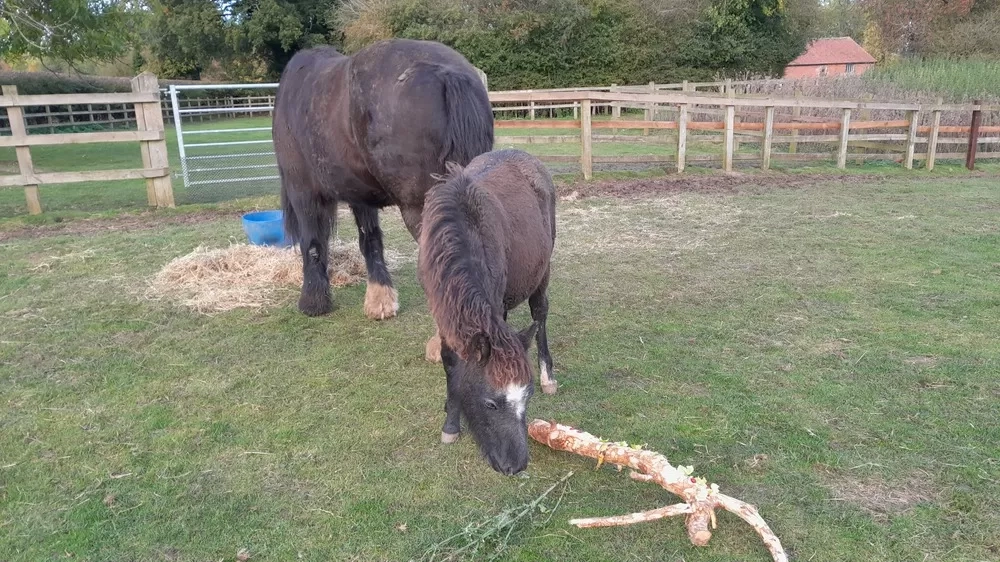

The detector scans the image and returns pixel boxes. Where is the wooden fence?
[0,72,173,215]
[0,77,749,133]
[489,90,1000,179]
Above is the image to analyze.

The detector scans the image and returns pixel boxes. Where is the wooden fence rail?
[0,72,173,215]
[488,90,1000,179]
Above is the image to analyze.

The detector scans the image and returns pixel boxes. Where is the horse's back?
[466,150,556,306]
[348,40,494,206]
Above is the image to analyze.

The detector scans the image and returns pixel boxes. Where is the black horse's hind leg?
[295,197,335,316]
[351,204,398,320]
[529,273,557,395]
[440,342,462,443]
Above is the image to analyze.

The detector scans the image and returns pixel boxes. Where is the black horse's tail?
[280,177,300,246]
[433,65,494,166]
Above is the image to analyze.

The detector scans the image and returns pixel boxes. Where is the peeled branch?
[527,419,788,562]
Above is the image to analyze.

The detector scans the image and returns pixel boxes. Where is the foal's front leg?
[398,203,444,362]
[529,280,557,395]
[440,343,462,443]
[425,323,442,363]
[351,204,398,320]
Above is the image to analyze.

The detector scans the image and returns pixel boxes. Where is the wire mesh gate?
[167,83,281,204]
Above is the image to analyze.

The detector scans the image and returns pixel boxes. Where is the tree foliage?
[226,0,335,78]
[144,0,228,79]
[815,0,865,42]
[334,0,811,89]
[0,0,140,64]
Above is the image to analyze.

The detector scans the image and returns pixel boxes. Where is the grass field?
[2,172,998,561]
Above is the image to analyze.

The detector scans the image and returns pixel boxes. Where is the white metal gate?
[167,83,281,203]
[167,68,488,203]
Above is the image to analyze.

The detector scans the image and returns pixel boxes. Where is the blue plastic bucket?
[241,210,290,247]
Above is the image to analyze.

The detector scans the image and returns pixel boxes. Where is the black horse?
[273,39,494,320]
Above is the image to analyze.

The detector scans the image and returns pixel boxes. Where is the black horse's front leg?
[351,204,398,320]
[440,343,462,443]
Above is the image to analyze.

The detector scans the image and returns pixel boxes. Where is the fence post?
[677,102,689,173]
[610,84,620,119]
[761,106,775,170]
[837,108,851,170]
[789,88,802,154]
[728,87,740,154]
[580,98,593,180]
[131,73,175,208]
[2,85,42,215]
[724,103,735,172]
[644,81,654,135]
[966,100,982,171]
[904,109,919,170]
[573,102,579,119]
[530,100,536,121]
[926,98,942,171]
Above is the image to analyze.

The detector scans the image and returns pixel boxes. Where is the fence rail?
[488,90,999,178]
[0,73,173,215]
[3,74,997,215]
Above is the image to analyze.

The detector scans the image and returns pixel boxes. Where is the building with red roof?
[784,37,877,79]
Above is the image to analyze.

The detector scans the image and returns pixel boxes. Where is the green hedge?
[338,0,808,91]
[0,72,133,94]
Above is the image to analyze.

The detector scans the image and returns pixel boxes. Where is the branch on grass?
[527,419,787,562]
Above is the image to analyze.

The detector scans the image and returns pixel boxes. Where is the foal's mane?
[419,163,530,388]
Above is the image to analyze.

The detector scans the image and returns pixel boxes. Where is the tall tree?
[0,0,141,64]
[859,0,972,56]
[226,0,336,79]
[145,0,228,79]
[679,0,812,78]
[816,0,865,41]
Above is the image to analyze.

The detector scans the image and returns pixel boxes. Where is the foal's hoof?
[441,431,460,444]
[298,291,333,316]
[541,381,558,395]
[425,333,442,363]
[364,283,399,320]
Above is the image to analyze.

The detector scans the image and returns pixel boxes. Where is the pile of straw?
[147,242,368,313]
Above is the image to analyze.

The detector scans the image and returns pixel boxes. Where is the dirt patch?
[556,170,1000,200]
[554,195,741,257]
[0,209,240,243]
[820,468,939,520]
[905,356,939,367]
[812,339,855,359]
[556,172,877,199]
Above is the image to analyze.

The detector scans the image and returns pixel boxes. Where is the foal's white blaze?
[505,384,529,418]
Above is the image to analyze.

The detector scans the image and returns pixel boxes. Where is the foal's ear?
[471,332,492,367]
[518,322,539,350]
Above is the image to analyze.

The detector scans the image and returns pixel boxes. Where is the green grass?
[864,57,1000,100]
[2,174,998,561]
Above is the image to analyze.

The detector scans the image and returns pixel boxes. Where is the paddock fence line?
[0,72,173,215]
[487,90,1000,179]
